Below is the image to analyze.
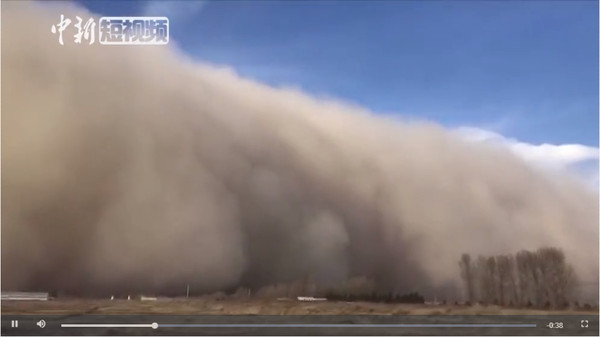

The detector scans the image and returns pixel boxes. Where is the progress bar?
[62,323,158,329]
[61,323,536,328]
[158,324,536,328]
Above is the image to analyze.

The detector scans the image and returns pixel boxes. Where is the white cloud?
[455,126,599,188]
[141,1,206,22]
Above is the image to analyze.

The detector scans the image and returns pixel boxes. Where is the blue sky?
[75,0,599,185]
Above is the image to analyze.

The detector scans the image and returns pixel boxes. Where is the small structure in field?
[297,296,327,301]
[1,292,49,301]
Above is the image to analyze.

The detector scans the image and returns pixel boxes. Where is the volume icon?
[36,320,46,328]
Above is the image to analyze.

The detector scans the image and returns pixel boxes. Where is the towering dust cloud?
[2,2,598,300]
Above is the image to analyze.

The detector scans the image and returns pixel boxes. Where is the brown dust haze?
[2,2,598,301]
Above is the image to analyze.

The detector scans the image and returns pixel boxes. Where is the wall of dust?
[2,2,597,300]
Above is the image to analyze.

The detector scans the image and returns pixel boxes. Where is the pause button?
[11,320,18,328]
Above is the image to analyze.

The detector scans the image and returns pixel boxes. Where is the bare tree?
[536,247,576,308]
[487,256,499,304]
[459,253,475,303]
[475,255,498,304]
[496,255,512,306]
[516,250,533,306]
[506,254,519,305]
[526,250,544,306]
[475,256,488,304]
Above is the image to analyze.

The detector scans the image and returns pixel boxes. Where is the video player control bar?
[61,323,536,328]
[3,314,597,336]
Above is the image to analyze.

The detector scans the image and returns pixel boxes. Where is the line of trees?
[324,290,425,304]
[239,276,426,304]
[459,247,577,308]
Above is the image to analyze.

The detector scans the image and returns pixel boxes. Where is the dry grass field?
[2,298,598,315]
